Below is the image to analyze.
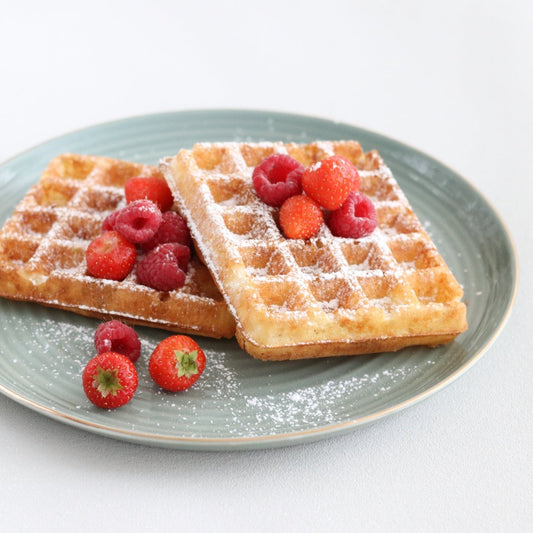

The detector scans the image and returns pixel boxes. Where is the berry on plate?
[252,154,304,207]
[140,210,192,251]
[94,320,141,363]
[82,351,138,409]
[136,242,190,291]
[149,335,206,392]
[85,230,137,281]
[302,155,360,210]
[327,191,378,239]
[125,176,174,212]
[279,194,324,239]
[114,199,163,244]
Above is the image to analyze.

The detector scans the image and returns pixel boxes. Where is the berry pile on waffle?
[0,154,235,339]
[0,142,467,360]
[161,141,467,360]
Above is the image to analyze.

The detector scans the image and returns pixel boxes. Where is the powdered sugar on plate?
[0,301,447,439]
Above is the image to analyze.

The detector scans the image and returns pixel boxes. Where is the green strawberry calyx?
[174,349,199,378]
[92,366,123,397]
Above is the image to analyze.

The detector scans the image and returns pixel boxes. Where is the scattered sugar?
[201,359,436,436]
[0,305,445,439]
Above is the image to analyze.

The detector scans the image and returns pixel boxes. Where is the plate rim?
[0,108,519,450]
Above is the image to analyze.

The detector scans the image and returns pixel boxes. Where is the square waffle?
[161,141,467,360]
[0,154,235,338]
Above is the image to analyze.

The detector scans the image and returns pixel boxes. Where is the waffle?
[0,154,235,338]
[161,141,467,360]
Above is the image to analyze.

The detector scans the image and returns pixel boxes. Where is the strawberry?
[279,194,324,239]
[302,155,360,210]
[125,176,174,212]
[149,335,206,392]
[82,351,138,409]
[85,230,137,281]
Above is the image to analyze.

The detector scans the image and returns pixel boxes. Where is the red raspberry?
[94,320,141,363]
[101,210,120,232]
[125,176,174,212]
[149,335,206,392]
[302,155,360,210]
[82,351,138,409]
[114,199,162,244]
[140,211,192,251]
[252,154,304,207]
[327,191,378,239]
[86,230,137,281]
[136,243,190,291]
[279,194,324,239]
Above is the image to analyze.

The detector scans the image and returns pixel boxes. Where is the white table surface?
[1,1,531,531]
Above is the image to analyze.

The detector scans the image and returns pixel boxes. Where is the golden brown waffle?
[0,154,235,338]
[161,141,467,360]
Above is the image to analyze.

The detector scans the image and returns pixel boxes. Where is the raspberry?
[136,243,190,291]
[125,176,174,212]
[114,199,162,244]
[279,194,324,239]
[327,191,378,239]
[94,320,141,363]
[140,211,192,251]
[302,155,360,210]
[101,210,120,232]
[86,230,137,281]
[252,154,304,207]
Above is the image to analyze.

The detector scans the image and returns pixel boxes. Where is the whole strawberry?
[279,194,323,239]
[82,351,138,409]
[125,176,174,212]
[85,230,137,281]
[302,155,360,210]
[149,335,206,392]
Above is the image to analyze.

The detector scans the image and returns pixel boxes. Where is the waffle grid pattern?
[163,141,467,360]
[0,154,235,338]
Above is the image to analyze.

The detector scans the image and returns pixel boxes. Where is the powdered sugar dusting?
[0,302,445,439]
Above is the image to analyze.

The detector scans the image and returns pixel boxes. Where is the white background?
[0,1,531,531]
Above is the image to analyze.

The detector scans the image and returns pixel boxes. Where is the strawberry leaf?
[174,349,199,378]
[92,366,123,397]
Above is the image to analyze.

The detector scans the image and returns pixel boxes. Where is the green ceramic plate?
[0,110,517,450]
